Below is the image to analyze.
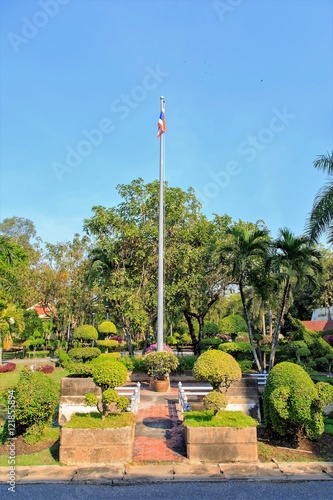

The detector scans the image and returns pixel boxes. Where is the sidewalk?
[1,383,333,484]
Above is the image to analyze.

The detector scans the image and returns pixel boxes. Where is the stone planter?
[184,425,258,463]
[60,425,135,465]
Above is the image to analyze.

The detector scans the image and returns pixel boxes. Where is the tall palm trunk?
[269,278,290,370]
[239,279,263,373]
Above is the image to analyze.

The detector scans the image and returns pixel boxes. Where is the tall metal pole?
[157,96,165,352]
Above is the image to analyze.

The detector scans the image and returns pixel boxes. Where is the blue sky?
[1,0,332,245]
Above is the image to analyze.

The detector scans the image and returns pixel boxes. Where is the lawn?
[0,363,69,390]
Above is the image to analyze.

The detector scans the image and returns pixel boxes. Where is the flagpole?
[157,96,165,352]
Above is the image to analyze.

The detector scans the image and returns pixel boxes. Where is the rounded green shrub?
[73,324,98,342]
[98,321,117,336]
[7,368,59,440]
[144,351,179,379]
[96,339,119,351]
[203,390,228,413]
[263,361,331,440]
[84,392,98,407]
[92,360,127,391]
[68,347,101,362]
[193,350,241,391]
[92,352,121,364]
[67,362,94,377]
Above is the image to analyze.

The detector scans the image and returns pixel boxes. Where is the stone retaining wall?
[60,426,135,464]
[184,426,258,463]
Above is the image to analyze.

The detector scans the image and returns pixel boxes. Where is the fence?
[115,382,141,413]
[178,381,212,412]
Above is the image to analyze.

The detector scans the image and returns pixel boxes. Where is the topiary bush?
[90,360,128,417]
[199,338,221,350]
[177,355,199,372]
[193,350,241,391]
[96,339,119,352]
[98,321,117,336]
[73,325,98,343]
[263,361,333,440]
[203,390,228,413]
[92,352,121,364]
[92,360,128,392]
[68,347,101,363]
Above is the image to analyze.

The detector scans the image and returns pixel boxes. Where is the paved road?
[1,481,333,500]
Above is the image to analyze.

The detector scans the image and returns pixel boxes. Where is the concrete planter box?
[60,425,135,465]
[184,425,258,463]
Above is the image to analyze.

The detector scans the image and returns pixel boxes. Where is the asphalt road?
[1,481,333,500]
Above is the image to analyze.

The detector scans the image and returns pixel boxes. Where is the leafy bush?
[237,359,253,373]
[0,362,16,373]
[144,351,179,379]
[176,355,199,372]
[92,360,128,391]
[73,324,98,342]
[119,355,146,372]
[98,321,117,336]
[33,364,54,374]
[219,314,247,337]
[203,390,228,413]
[84,392,98,407]
[41,364,54,374]
[219,341,252,360]
[67,362,94,377]
[56,348,71,368]
[199,338,221,350]
[3,368,59,440]
[96,340,119,352]
[166,335,178,346]
[92,352,121,364]
[203,322,219,338]
[263,361,332,440]
[102,388,129,412]
[68,347,101,363]
[193,350,241,391]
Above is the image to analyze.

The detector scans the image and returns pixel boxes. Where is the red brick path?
[132,389,187,462]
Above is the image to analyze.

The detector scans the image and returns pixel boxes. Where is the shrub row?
[0,362,16,373]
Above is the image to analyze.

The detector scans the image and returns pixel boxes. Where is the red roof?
[28,303,54,319]
[302,320,333,332]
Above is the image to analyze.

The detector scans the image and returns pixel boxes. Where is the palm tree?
[268,228,322,370]
[306,151,333,244]
[0,304,25,364]
[226,226,271,372]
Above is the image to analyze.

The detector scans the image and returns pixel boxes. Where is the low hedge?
[183,410,258,428]
[0,362,16,373]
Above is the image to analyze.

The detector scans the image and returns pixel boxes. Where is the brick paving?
[132,386,187,462]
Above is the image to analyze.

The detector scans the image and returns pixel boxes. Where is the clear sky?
[1,0,332,244]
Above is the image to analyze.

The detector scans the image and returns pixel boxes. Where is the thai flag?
[157,108,166,137]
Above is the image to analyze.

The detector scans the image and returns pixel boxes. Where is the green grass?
[0,442,60,466]
[183,410,258,428]
[0,364,69,390]
[64,411,136,429]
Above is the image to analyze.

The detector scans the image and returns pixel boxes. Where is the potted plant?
[144,351,179,392]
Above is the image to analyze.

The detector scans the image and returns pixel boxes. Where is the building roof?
[302,320,333,332]
[27,303,53,319]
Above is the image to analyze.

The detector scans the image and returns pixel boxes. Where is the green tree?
[225,224,271,372]
[269,229,322,370]
[306,151,333,244]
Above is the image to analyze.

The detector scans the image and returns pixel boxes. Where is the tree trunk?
[269,279,290,370]
[183,310,200,355]
[239,280,263,373]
